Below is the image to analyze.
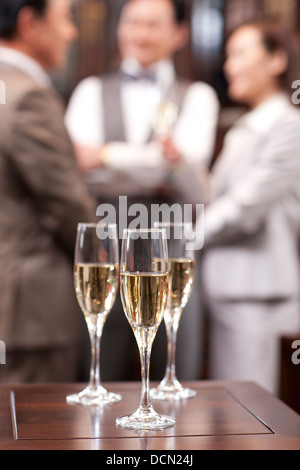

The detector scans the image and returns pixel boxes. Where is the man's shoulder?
[178,79,219,112]
[0,62,55,114]
[0,64,67,144]
[0,62,38,95]
[69,74,103,103]
[185,79,218,96]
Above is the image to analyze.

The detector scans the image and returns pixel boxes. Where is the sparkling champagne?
[120,272,169,329]
[75,263,119,316]
[167,258,195,311]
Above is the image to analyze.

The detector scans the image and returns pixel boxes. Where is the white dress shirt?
[0,46,51,88]
[65,59,219,197]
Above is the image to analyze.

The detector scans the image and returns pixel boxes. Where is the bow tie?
[121,70,157,83]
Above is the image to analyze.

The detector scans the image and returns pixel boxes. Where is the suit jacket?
[201,94,300,301]
[0,61,94,350]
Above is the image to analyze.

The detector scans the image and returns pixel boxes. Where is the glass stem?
[164,309,181,383]
[86,314,107,391]
[138,329,152,411]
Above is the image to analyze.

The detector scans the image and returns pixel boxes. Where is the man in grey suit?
[0,0,94,383]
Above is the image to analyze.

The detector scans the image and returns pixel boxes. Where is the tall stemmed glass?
[116,229,175,430]
[66,223,121,406]
[151,222,196,401]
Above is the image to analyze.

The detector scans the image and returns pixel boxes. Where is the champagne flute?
[116,229,175,430]
[66,223,121,406]
[152,100,179,138]
[151,222,196,401]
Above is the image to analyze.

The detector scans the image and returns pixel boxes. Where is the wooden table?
[0,381,299,450]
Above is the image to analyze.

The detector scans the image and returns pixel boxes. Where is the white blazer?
[201,93,300,301]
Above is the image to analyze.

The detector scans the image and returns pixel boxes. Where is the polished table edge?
[0,380,299,450]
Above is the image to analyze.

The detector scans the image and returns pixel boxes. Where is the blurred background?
[54,0,300,99]
[49,0,300,412]
[53,0,300,162]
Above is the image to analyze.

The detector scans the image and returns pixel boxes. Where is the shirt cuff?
[104,141,165,169]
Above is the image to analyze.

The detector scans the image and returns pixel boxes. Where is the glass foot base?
[66,386,122,406]
[151,381,197,401]
[116,406,175,431]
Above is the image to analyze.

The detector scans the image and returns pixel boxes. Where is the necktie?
[121,70,157,83]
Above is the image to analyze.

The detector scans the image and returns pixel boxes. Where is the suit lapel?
[211,121,263,198]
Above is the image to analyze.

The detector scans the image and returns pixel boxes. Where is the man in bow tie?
[66,0,219,194]
[65,0,219,382]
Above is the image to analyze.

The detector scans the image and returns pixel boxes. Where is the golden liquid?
[167,258,195,311]
[120,272,169,329]
[75,263,119,316]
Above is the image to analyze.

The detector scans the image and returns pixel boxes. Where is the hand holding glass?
[66,223,121,406]
[116,229,175,430]
[151,223,196,401]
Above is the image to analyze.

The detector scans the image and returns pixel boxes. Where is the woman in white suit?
[201,20,300,395]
